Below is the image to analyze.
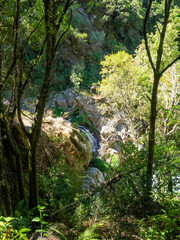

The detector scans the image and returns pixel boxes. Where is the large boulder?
[41,113,93,169]
[82,167,104,192]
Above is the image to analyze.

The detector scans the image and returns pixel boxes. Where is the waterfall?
[78,125,98,153]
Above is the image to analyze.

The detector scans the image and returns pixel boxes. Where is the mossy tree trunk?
[0,0,73,212]
[0,0,27,212]
[28,0,73,209]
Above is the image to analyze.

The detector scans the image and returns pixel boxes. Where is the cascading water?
[78,125,98,153]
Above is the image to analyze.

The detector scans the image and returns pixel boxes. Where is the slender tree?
[143,0,180,200]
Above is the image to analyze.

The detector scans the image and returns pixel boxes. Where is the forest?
[0,0,180,239]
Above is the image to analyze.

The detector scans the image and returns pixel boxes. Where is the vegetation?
[0,0,180,239]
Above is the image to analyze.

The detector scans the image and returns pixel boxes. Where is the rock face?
[49,88,103,130]
[98,114,128,159]
[48,89,130,160]
[82,167,104,192]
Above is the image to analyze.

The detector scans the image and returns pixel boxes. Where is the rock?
[100,125,116,139]
[98,114,129,157]
[49,88,103,130]
[42,113,92,169]
[21,97,37,113]
[63,88,78,107]
[82,167,104,192]
[55,93,68,108]
[75,95,103,130]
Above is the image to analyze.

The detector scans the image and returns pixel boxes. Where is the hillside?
[0,1,180,239]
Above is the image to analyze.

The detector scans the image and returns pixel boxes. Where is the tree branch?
[54,9,72,53]
[161,55,180,76]
[3,0,20,83]
[143,0,155,72]
[156,0,172,72]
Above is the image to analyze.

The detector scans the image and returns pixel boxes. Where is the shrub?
[0,216,31,240]
[138,194,180,240]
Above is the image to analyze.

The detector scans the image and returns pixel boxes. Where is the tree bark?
[143,0,180,200]
[28,0,72,209]
[146,73,161,197]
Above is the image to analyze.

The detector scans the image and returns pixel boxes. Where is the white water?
[78,125,98,153]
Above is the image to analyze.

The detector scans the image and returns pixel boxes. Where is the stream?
[78,125,99,154]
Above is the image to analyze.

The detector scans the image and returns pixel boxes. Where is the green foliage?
[0,216,31,240]
[51,60,71,91]
[49,227,67,240]
[107,143,147,211]
[102,0,144,51]
[69,51,104,90]
[70,112,87,128]
[71,203,89,230]
[32,205,49,239]
[88,31,105,49]
[38,162,83,210]
[78,220,105,240]
[110,155,120,169]
[53,107,65,118]
[138,194,180,239]
[92,158,110,173]
[152,139,180,194]
[81,51,103,88]
[106,39,128,53]
[70,62,85,90]
[98,51,141,108]
[71,7,92,33]
[98,50,147,127]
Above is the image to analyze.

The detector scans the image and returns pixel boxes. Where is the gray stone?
[82,167,104,192]
[55,93,68,108]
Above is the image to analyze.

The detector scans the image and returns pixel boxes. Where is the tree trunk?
[28,0,53,207]
[143,0,178,201]
[0,45,3,167]
[146,73,160,198]
[28,0,72,209]
[15,152,27,203]
[29,142,38,209]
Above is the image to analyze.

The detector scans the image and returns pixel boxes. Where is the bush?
[138,194,180,240]
[0,216,31,240]
[92,158,110,173]
[39,162,83,210]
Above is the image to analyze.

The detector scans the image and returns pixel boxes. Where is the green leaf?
[40,221,48,225]
[50,227,67,240]
[43,213,48,217]
[4,217,14,222]
[36,229,44,233]
[44,233,49,237]
[38,205,46,210]
[19,228,31,233]
[32,217,40,222]
[21,237,29,240]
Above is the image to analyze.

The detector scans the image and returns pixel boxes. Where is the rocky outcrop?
[41,113,93,169]
[49,88,103,130]
[82,167,104,192]
[48,89,131,161]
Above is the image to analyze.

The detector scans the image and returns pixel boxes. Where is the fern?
[78,221,105,240]
[50,227,67,240]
